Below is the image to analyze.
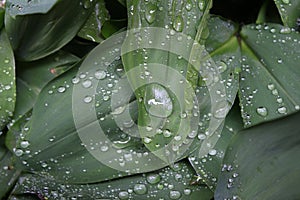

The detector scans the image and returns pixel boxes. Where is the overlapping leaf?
[274,0,300,28]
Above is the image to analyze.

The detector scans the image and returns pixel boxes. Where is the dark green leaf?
[5,0,95,61]
[274,0,300,28]
[13,51,79,119]
[0,29,15,130]
[6,0,58,16]
[0,7,4,29]
[12,161,213,200]
[215,111,300,200]
[239,23,300,127]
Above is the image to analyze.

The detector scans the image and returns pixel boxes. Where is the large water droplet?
[144,84,173,118]
[145,3,157,24]
[133,184,147,195]
[185,0,193,11]
[94,70,107,80]
[256,107,268,117]
[173,15,184,32]
[198,0,205,10]
[82,80,92,88]
[57,86,66,93]
[118,191,129,200]
[277,106,287,114]
[20,141,30,148]
[214,101,230,119]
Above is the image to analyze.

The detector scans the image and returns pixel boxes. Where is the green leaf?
[0,29,16,130]
[13,51,79,119]
[239,23,300,127]
[215,111,300,199]
[77,0,110,43]
[274,0,300,28]
[189,103,243,191]
[5,0,95,61]
[5,0,58,16]
[122,0,215,164]
[12,161,213,200]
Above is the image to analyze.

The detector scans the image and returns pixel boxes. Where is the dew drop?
[185,0,193,11]
[146,174,161,184]
[144,84,173,118]
[256,107,268,117]
[163,129,172,138]
[83,96,93,103]
[217,61,228,73]
[281,0,289,4]
[83,0,92,9]
[72,77,80,84]
[169,190,181,199]
[198,0,205,10]
[118,191,129,200]
[133,184,147,195]
[173,15,184,32]
[277,106,287,114]
[14,149,23,157]
[100,145,108,152]
[20,141,30,148]
[267,83,275,90]
[214,101,230,119]
[94,70,107,80]
[57,86,66,93]
[82,80,92,88]
[183,188,191,195]
[145,3,157,24]
[208,149,217,156]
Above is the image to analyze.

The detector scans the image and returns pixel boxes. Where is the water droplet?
[143,137,152,144]
[173,15,184,32]
[277,106,287,114]
[144,84,173,118]
[295,105,300,110]
[183,188,191,195]
[94,70,107,80]
[72,77,80,84]
[146,174,161,184]
[118,191,129,200]
[277,58,283,64]
[83,0,93,9]
[256,107,268,117]
[14,149,23,157]
[133,184,147,195]
[83,96,93,103]
[280,27,291,34]
[4,58,10,64]
[145,3,157,24]
[217,61,227,73]
[267,83,275,90]
[214,101,230,119]
[100,145,108,152]
[82,80,92,88]
[169,190,181,199]
[163,129,172,138]
[20,141,30,148]
[208,149,217,156]
[198,134,206,140]
[198,0,205,10]
[185,0,193,11]
[281,0,289,4]
[57,86,66,93]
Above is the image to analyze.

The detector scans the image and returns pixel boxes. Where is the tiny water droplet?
[267,83,275,90]
[20,141,30,148]
[185,0,193,11]
[198,0,205,10]
[83,96,93,103]
[173,15,184,32]
[256,107,268,117]
[118,191,129,200]
[281,0,289,4]
[183,188,191,195]
[4,58,10,64]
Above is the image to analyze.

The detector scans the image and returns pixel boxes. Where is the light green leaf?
[13,51,79,119]
[12,161,213,200]
[239,23,300,127]
[77,0,110,43]
[274,0,300,28]
[5,0,58,16]
[5,0,95,61]
[122,0,215,164]
[215,111,300,199]
[0,29,15,130]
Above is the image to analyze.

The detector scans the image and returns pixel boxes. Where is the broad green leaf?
[215,111,300,200]
[0,29,15,130]
[12,161,213,200]
[5,0,95,61]
[274,0,300,28]
[5,0,58,16]
[239,23,300,127]
[77,0,110,43]
[13,51,79,119]
[0,136,21,199]
[188,103,243,191]
[8,195,39,200]
[122,0,215,164]
[9,32,179,184]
